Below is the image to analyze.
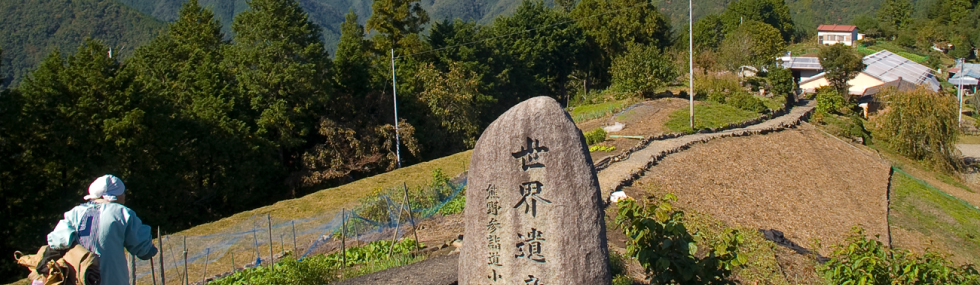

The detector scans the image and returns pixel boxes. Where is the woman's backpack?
[14,245,100,285]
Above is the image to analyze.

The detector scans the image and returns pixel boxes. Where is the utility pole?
[391,49,402,168]
[689,0,695,129]
[958,58,964,127]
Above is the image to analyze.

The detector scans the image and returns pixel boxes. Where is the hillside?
[0,0,165,87]
[116,0,535,56]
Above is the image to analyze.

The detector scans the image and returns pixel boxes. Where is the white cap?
[84,175,126,201]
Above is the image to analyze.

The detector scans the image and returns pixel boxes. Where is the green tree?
[489,0,586,105]
[768,66,795,107]
[227,0,333,165]
[572,0,673,55]
[718,20,785,70]
[870,87,959,173]
[365,0,430,51]
[876,0,912,38]
[852,13,883,39]
[333,10,372,116]
[572,0,672,89]
[610,43,678,95]
[693,15,724,51]
[818,43,864,100]
[416,62,490,148]
[124,0,283,228]
[720,0,795,42]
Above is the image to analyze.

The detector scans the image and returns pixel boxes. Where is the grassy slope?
[889,169,980,265]
[180,150,471,236]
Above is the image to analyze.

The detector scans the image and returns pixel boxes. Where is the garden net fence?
[131,172,467,285]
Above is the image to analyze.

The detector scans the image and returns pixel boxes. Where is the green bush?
[589,145,617,152]
[816,88,847,115]
[610,43,679,95]
[584,128,607,145]
[821,227,980,285]
[213,239,424,285]
[436,193,465,215]
[725,91,767,113]
[615,196,746,284]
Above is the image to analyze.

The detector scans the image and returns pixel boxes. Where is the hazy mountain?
[0,0,165,87]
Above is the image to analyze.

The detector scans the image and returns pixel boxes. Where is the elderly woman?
[47,174,158,284]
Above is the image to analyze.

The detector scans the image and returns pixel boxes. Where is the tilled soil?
[634,123,891,254]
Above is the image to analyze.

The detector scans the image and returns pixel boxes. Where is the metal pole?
[391,49,402,168]
[158,228,165,285]
[252,227,260,266]
[689,0,695,130]
[182,236,188,285]
[959,59,965,127]
[167,237,182,283]
[352,211,360,247]
[341,209,347,268]
[201,248,210,285]
[291,221,297,255]
[267,214,274,269]
[402,182,421,254]
[280,234,284,256]
[230,251,236,273]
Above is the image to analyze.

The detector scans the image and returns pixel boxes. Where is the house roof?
[862,78,918,96]
[778,56,823,70]
[817,25,857,32]
[862,50,940,91]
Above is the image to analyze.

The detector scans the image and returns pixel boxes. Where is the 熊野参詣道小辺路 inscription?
[459,96,610,285]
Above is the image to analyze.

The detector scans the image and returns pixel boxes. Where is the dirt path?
[596,100,817,201]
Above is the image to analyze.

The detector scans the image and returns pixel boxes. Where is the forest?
[0,0,978,282]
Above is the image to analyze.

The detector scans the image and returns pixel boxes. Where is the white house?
[799,50,940,95]
[777,55,824,82]
[817,25,860,46]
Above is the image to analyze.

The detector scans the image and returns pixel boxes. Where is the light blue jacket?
[48,201,157,284]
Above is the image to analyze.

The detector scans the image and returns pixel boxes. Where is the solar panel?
[862,51,940,91]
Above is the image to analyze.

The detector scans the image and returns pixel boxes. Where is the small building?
[777,55,824,82]
[949,62,979,95]
[799,50,940,95]
[817,25,859,46]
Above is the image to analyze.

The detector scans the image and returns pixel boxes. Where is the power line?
[394,1,658,59]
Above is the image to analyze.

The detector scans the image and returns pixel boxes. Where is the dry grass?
[178,151,472,237]
[637,123,892,254]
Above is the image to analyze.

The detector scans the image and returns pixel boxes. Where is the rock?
[603,122,625,133]
[459,96,611,285]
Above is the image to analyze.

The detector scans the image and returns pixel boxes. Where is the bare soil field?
[630,123,892,255]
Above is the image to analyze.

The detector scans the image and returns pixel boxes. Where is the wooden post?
[402,182,421,254]
[150,250,158,285]
[158,227,165,285]
[182,236,188,285]
[130,253,136,285]
[387,202,403,257]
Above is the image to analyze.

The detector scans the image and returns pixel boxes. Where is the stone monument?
[459,96,610,284]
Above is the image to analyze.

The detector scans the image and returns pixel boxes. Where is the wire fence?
[131,172,467,285]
